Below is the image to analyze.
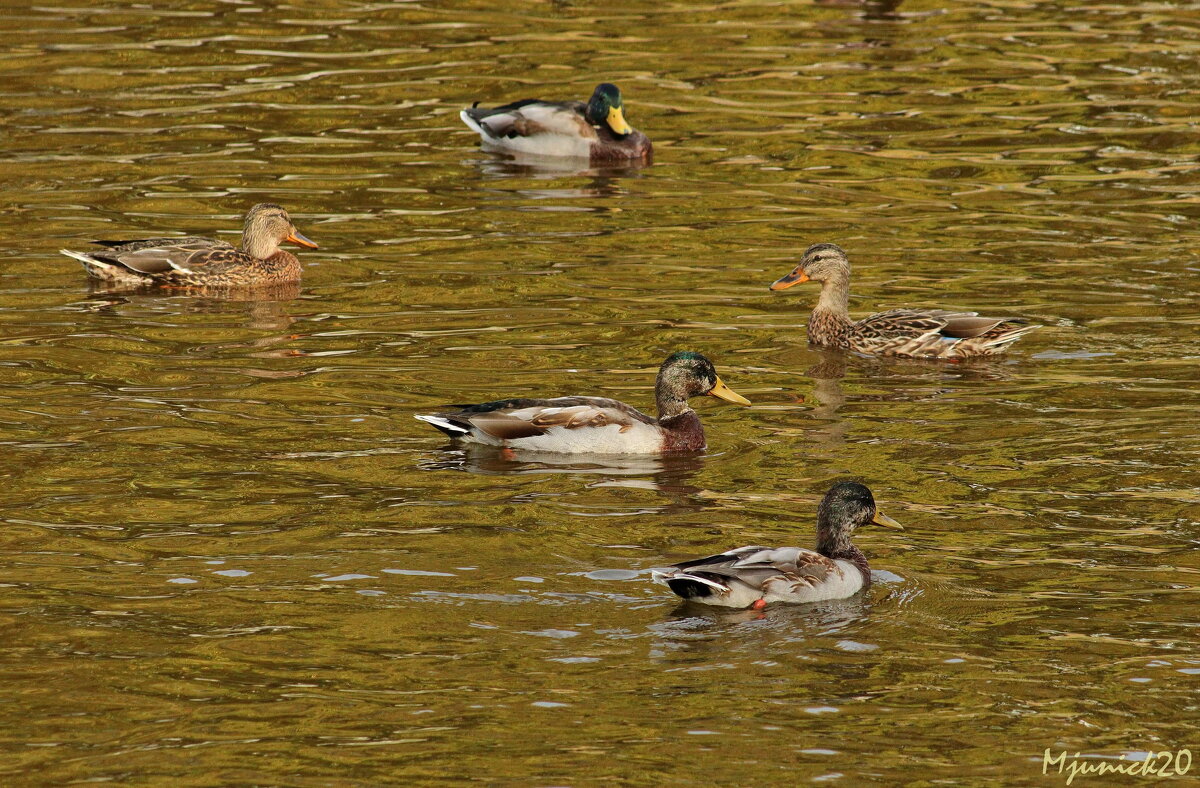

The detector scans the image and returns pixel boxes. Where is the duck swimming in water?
[460,82,652,164]
[415,351,749,455]
[770,243,1039,359]
[61,203,317,288]
[653,481,902,608]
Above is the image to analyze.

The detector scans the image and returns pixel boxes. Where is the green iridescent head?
[586,83,633,137]
[657,351,750,407]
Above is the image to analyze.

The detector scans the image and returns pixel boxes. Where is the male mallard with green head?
[770,243,1039,359]
[460,82,652,164]
[415,351,749,454]
[653,481,903,608]
[60,203,318,288]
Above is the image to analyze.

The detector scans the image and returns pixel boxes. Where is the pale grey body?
[652,546,866,608]
[415,352,749,456]
[652,481,902,609]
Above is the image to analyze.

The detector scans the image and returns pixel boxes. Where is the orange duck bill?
[286,230,319,249]
[769,267,808,291]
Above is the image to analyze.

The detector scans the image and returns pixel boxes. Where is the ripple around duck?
[3,0,1200,784]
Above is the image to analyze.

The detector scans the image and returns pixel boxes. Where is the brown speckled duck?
[415,351,749,455]
[770,243,1039,359]
[652,481,903,608]
[60,203,318,287]
[460,83,652,164]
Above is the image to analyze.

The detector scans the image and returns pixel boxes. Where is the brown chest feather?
[659,411,705,452]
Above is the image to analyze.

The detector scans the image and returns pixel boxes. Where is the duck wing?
[462,99,595,140]
[90,235,219,252]
[654,545,845,607]
[853,308,1038,358]
[417,396,657,440]
[86,237,241,274]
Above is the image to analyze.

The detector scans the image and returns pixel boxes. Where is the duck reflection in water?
[815,0,903,22]
[791,345,1026,450]
[469,155,649,185]
[419,447,718,516]
[653,593,872,637]
[465,158,645,223]
[802,349,851,448]
[87,279,300,305]
[463,156,647,226]
[83,285,303,344]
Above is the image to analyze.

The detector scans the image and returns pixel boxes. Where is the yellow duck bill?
[872,511,903,530]
[607,105,633,136]
[707,376,751,406]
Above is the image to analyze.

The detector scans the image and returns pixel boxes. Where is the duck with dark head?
[415,351,749,455]
[460,82,652,165]
[653,481,904,609]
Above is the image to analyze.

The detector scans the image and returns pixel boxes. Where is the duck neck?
[808,276,852,347]
[817,528,870,588]
[816,524,854,560]
[656,391,692,422]
[242,231,278,261]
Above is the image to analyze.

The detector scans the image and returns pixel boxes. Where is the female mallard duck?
[653,481,902,608]
[770,243,1039,359]
[460,82,652,164]
[60,203,318,288]
[415,351,749,454]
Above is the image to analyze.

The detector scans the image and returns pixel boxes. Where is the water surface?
[1,1,1199,784]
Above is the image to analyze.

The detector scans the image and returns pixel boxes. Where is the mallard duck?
[415,351,749,454]
[460,82,652,164]
[60,203,318,287]
[652,481,902,608]
[770,243,1039,359]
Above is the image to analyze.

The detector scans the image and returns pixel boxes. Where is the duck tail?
[459,108,490,137]
[651,568,726,600]
[984,322,1042,349]
[60,248,101,268]
[60,248,125,281]
[415,413,471,438]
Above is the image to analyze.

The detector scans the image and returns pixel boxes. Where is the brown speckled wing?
[856,309,950,336]
[92,236,219,252]
[851,308,1035,358]
[777,552,837,587]
[174,245,258,273]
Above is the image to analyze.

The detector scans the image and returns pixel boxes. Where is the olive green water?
[1,1,1198,785]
